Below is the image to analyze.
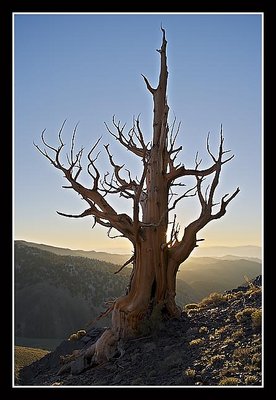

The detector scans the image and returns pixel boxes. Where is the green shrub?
[219,377,240,386]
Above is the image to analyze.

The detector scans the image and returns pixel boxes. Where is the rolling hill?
[15,242,130,340]
[177,257,261,299]
[14,241,261,347]
[15,346,49,384]
[16,240,129,265]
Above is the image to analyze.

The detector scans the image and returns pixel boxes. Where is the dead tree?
[35,28,239,373]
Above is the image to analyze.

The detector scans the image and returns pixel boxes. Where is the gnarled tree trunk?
[35,28,239,374]
[109,30,177,341]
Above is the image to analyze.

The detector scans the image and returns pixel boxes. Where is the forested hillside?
[15,241,261,342]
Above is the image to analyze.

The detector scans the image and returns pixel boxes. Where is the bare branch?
[58,120,66,147]
[56,209,93,218]
[104,144,130,189]
[195,151,202,169]
[135,116,147,150]
[167,162,217,184]
[206,132,216,163]
[141,74,156,94]
[40,129,57,153]
[196,176,206,209]
[70,122,79,164]
[167,214,181,249]
[35,122,136,243]
[171,182,186,187]
[167,128,236,185]
[104,117,146,158]
[87,137,102,190]
[168,184,197,214]
[204,184,210,203]
[169,119,181,153]
[107,227,125,239]
[222,154,235,164]
[114,255,135,275]
[211,187,240,220]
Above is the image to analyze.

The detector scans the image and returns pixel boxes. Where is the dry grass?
[251,309,262,329]
[219,377,241,386]
[189,338,205,346]
[199,292,228,308]
[184,367,196,378]
[14,346,49,383]
[235,307,259,323]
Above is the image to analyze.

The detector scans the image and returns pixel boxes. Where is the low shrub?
[189,338,205,346]
[235,307,258,323]
[199,292,227,308]
[184,367,196,378]
[219,377,240,386]
[251,309,262,329]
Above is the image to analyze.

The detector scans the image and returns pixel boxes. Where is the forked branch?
[104,116,149,159]
[34,123,135,243]
[169,128,239,264]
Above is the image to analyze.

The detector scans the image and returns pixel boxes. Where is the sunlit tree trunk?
[35,29,239,374]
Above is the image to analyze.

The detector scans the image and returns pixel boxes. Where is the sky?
[14,13,262,253]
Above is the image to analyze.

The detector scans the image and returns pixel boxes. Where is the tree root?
[57,329,119,376]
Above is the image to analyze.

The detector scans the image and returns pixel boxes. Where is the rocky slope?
[18,276,262,387]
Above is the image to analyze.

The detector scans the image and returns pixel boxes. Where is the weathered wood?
[35,29,239,374]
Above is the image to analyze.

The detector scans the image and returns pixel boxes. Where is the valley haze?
[16,239,262,261]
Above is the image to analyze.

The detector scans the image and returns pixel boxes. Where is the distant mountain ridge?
[16,240,130,265]
[16,240,261,264]
[192,245,261,259]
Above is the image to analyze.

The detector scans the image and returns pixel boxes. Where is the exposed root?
[57,329,119,376]
[94,329,118,364]
[57,300,181,376]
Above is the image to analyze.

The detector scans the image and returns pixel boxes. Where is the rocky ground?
[18,276,262,387]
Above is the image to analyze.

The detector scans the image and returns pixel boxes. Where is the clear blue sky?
[14,13,262,253]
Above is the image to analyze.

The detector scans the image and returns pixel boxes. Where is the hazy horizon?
[14,13,262,253]
[15,238,262,257]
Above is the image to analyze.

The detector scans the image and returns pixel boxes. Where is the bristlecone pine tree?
[35,28,240,374]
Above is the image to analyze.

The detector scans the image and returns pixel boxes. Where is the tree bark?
[36,29,239,375]
[78,30,180,366]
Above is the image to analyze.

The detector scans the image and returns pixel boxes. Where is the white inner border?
[12,11,264,389]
